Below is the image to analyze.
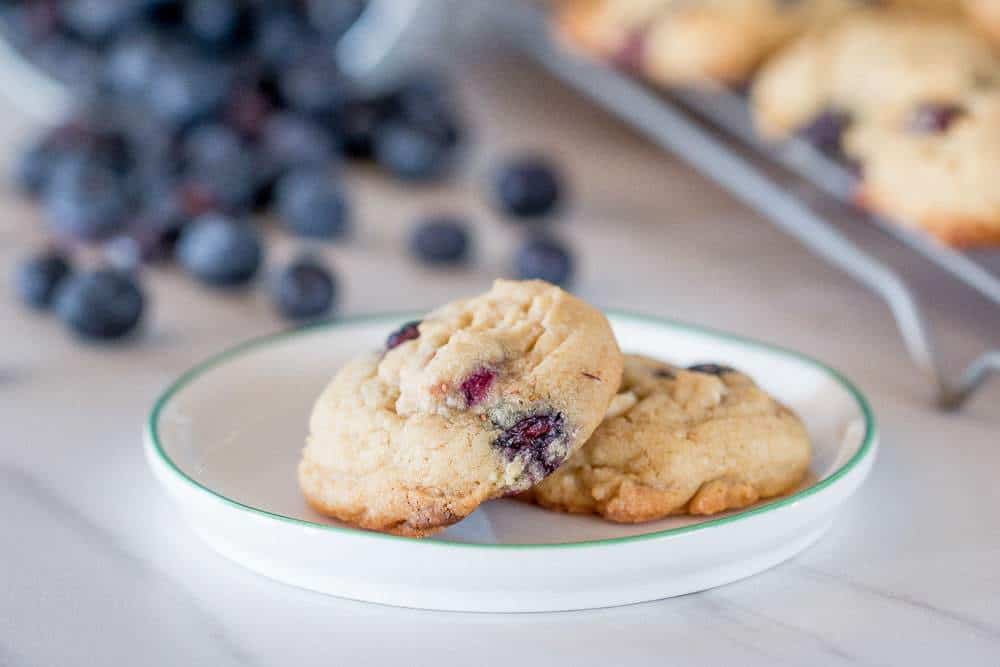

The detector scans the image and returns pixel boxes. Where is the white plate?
[145,312,877,612]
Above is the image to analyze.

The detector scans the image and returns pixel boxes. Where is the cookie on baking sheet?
[751,9,998,140]
[845,91,1000,247]
[299,280,624,537]
[527,355,811,523]
[556,0,858,87]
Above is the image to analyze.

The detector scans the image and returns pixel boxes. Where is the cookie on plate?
[845,91,1000,246]
[299,280,624,536]
[751,10,998,140]
[557,0,858,87]
[526,355,811,523]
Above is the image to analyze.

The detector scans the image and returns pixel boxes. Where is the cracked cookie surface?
[299,280,623,536]
[526,355,811,523]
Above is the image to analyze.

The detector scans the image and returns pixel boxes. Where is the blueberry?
[410,217,470,265]
[797,109,852,158]
[374,120,458,182]
[908,103,966,134]
[225,84,272,139]
[176,214,263,287]
[272,257,338,321]
[493,412,567,483]
[252,8,313,70]
[339,98,387,159]
[13,141,56,198]
[261,113,338,178]
[54,269,144,341]
[177,126,257,213]
[390,73,454,128]
[185,0,247,51]
[14,250,72,310]
[44,158,128,241]
[279,54,352,116]
[687,363,736,376]
[62,0,137,44]
[386,321,420,350]
[514,237,574,287]
[305,0,365,37]
[275,169,350,240]
[148,57,231,129]
[181,124,244,169]
[104,32,163,98]
[496,157,563,219]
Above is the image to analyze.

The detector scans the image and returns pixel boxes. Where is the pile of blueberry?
[5,0,572,343]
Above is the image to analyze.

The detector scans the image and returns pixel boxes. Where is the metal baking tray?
[503,2,999,409]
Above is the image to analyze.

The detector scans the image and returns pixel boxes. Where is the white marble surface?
[2,40,1000,666]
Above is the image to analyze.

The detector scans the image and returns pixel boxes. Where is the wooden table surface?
[2,36,999,666]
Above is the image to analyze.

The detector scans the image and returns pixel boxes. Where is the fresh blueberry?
[797,109,852,158]
[13,141,56,198]
[225,84,272,139]
[386,321,420,350]
[185,0,247,51]
[493,412,567,482]
[279,54,352,116]
[410,217,470,265]
[44,158,128,241]
[495,157,563,219]
[374,120,458,182]
[275,169,350,240]
[272,256,338,321]
[181,124,244,169]
[104,32,163,98]
[176,214,263,287]
[514,237,574,287]
[908,103,966,134]
[14,250,72,310]
[389,73,454,128]
[252,7,313,70]
[62,0,137,44]
[305,0,365,37]
[338,98,387,159]
[261,113,338,178]
[687,363,736,376]
[54,269,144,341]
[148,57,231,129]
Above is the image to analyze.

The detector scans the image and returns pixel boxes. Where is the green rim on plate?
[147,310,876,550]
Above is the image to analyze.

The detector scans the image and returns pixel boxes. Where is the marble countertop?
[2,42,999,666]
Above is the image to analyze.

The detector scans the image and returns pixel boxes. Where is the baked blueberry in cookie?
[526,354,812,522]
[299,280,624,536]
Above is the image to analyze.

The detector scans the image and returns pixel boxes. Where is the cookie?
[965,0,1000,41]
[527,355,811,523]
[751,10,998,139]
[299,280,624,536]
[846,91,1000,246]
[556,0,858,87]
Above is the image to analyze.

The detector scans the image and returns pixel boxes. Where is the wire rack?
[503,2,999,410]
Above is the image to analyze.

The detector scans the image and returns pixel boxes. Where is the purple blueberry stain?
[460,368,496,406]
[386,321,421,350]
[687,363,736,376]
[494,412,567,484]
[907,103,965,134]
[797,108,852,158]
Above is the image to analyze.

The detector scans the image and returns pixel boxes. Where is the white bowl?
[145,312,877,612]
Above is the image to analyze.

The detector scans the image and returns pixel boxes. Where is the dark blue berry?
[275,169,350,240]
[496,158,563,219]
[62,0,137,44]
[374,120,458,182]
[176,214,262,287]
[908,103,966,134]
[493,413,567,483]
[185,0,247,51]
[279,54,352,116]
[44,158,128,242]
[181,124,244,169]
[339,98,387,159]
[386,321,420,350]
[514,237,574,287]
[272,257,337,321]
[687,363,736,376]
[261,113,338,178]
[305,0,365,37]
[54,269,144,340]
[252,8,313,70]
[14,251,72,310]
[148,57,231,129]
[104,32,163,98]
[390,73,454,128]
[410,217,470,265]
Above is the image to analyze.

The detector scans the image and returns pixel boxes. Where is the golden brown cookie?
[527,355,811,523]
[965,0,1000,41]
[300,280,623,536]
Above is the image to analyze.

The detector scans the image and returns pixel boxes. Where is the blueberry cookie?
[526,355,811,522]
[299,280,624,536]
[557,0,858,87]
[751,10,998,140]
[845,91,1000,246]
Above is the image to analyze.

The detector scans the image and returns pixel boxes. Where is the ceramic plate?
[145,312,877,612]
